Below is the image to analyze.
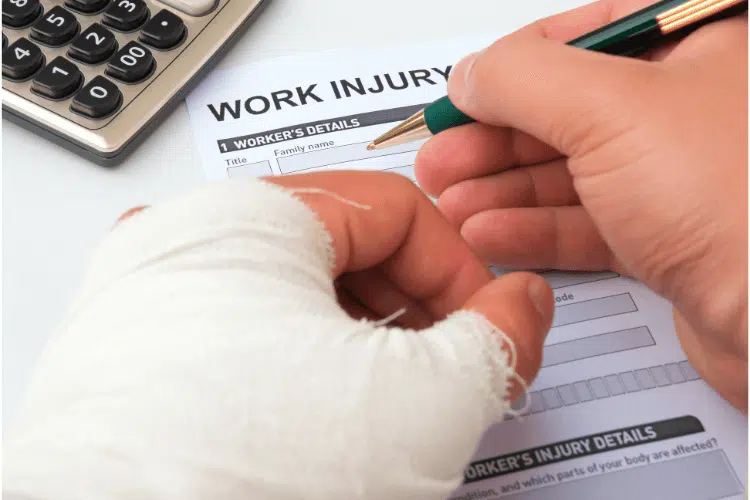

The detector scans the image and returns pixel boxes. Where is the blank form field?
[552,293,637,328]
[557,385,578,406]
[634,369,657,389]
[665,363,687,384]
[541,389,562,410]
[650,365,672,386]
[226,160,273,178]
[504,359,702,419]
[497,451,741,500]
[529,392,546,414]
[277,141,420,173]
[542,270,619,289]
[587,378,610,399]
[619,371,641,393]
[542,326,655,367]
[573,381,594,402]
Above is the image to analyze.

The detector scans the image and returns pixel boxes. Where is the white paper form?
[186,35,499,181]
[185,38,748,500]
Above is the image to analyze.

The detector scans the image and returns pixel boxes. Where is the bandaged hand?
[4,171,554,500]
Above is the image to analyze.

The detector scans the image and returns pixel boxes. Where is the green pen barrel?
[424,0,747,135]
[423,95,475,134]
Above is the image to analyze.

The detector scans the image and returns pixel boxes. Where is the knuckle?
[550,64,659,157]
[436,185,469,223]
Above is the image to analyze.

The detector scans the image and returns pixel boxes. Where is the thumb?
[447,30,654,157]
[460,271,554,402]
[356,272,553,500]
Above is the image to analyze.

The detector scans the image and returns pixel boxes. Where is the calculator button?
[31,56,82,99]
[65,0,110,14]
[103,0,149,32]
[153,0,215,16]
[68,24,117,64]
[138,9,185,50]
[3,0,42,28]
[30,6,79,46]
[2,37,43,80]
[105,41,154,83]
[71,75,122,118]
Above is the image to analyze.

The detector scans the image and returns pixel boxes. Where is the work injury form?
[185,35,748,500]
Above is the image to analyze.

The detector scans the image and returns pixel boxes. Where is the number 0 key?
[71,75,122,118]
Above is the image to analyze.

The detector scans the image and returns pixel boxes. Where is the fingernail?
[448,50,480,98]
[527,277,551,321]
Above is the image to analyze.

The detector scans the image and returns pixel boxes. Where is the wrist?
[672,265,748,412]
[691,263,747,356]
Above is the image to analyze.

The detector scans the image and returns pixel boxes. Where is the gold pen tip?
[365,109,431,151]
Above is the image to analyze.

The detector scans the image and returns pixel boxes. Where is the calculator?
[1,0,270,166]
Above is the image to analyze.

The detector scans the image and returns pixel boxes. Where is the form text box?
[495,450,741,500]
[542,326,655,368]
[227,160,273,178]
[542,270,619,289]
[553,293,637,328]
[277,141,420,174]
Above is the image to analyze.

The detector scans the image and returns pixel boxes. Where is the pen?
[367,0,748,150]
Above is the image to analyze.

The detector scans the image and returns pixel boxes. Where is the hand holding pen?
[411,0,748,411]
[369,0,747,149]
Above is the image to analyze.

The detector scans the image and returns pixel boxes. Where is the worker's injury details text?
[186,35,747,500]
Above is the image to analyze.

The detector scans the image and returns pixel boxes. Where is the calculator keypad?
[138,9,184,49]
[31,54,82,98]
[105,40,152,82]
[64,0,108,13]
[70,74,121,117]
[102,0,148,32]
[30,6,79,46]
[0,0,231,130]
[2,37,44,80]
[3,0,43,28]
[68,23,117,64]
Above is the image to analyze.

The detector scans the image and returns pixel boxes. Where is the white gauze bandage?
[4,178,520,500]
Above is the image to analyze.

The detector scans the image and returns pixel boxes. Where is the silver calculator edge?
[1,0,271,167]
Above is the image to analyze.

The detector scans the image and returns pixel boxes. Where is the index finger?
[415,0,658,195]
[520,0,658,41]
[266,171,495,318]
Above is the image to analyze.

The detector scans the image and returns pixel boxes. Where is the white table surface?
[2,0,588,428]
